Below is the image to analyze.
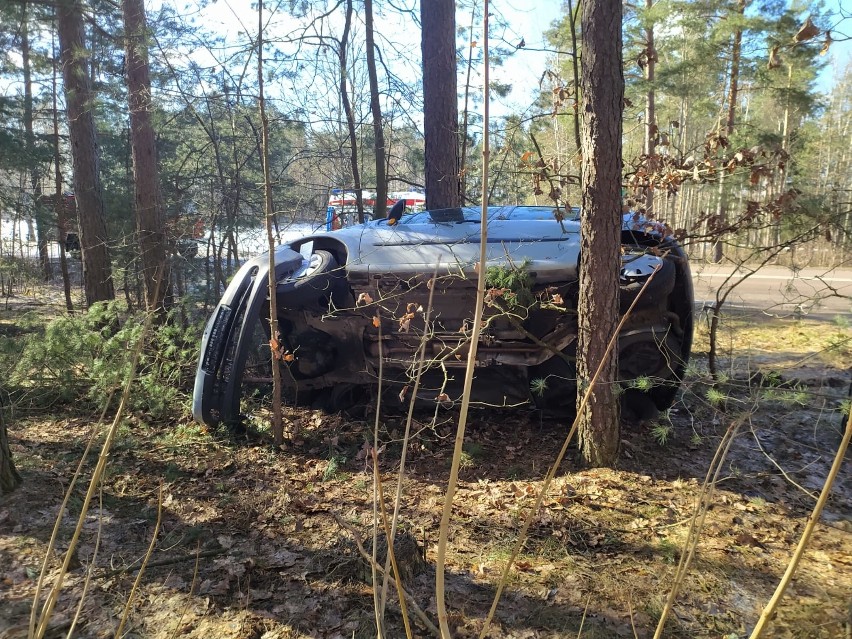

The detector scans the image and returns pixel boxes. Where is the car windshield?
[386,205,579,225]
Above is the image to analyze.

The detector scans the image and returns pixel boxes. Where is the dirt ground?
[1,315,851,639]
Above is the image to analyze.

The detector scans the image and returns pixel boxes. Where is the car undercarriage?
[193,207,694,426]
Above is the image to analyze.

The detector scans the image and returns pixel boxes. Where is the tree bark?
[577,0,624,467]
[643,0,656,214]
[57,0,115,306]
[712,0,745,263]
[0,407,22,495]
[122,0,171,312]
[21,1,52,281]
[725,0,745,137]
[51,19,74,312]
[339,0,364,222]
[420,0,460,209]
[364,0,387,219]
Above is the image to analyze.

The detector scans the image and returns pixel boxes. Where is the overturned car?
[193,205,693,426]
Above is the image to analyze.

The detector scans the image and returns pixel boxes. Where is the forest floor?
[1,307,851,639]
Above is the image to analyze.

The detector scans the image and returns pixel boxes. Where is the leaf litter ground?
[1,316,850,639]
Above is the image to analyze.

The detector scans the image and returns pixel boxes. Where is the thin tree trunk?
[364,0,387,219]
[51,21,74,312]
[57,0,114,306]
[257,0,283,445]
[577,0,624,467]
[712,0,744,263]
[643,0,656,214]
[339,0,364,222]
[420,0,460,209]
[21,1,52,280]
[123,0,171,312]
[713,161,726,263]
[459,3,477,203]
[725,0,744,136]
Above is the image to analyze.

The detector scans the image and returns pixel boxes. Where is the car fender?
[192,245,304,425]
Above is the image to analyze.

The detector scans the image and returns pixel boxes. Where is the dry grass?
[1,316,850,638]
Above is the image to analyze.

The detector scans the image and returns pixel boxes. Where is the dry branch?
[478,264,665,639]
[748,410,852,638]
[331,512,440,638]
[115,485,163,637]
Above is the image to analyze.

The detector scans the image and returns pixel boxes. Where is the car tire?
[276,249,345,310]
[619,255,676,313]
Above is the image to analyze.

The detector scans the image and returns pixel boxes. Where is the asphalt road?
[690,264,852,320]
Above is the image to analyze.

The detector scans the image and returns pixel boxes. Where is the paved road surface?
[690,264,852,320]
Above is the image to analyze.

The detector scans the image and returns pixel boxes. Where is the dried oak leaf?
[820,31,832,56]
[399,313,414,333]
[793,16,820,43]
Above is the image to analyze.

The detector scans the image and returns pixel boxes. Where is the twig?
[575,593,591,638]
[99,549,226,578]
[372,309,385,639]
[331,513,440,638]
[628,594,639,639]
[748,410,852,638]
[653,415,745,639]
[32,270,162,639]
[169,541,203,639]
[66,486,104,639]
[478,265,665,639]
[749,422,817,500]
[437,8,492,635]
[115,485,163,638]
[374,450,413,639]
[29,400,109,639]
[381,264,439,624]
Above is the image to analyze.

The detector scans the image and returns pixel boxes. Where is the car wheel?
[619,252,676,313]
[276,249,345,310]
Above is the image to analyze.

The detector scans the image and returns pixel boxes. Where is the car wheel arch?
[291,238,350,270]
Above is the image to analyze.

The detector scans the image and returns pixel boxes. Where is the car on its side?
[192,205,693,426]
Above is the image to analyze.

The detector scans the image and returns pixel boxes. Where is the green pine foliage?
[11,302,201,421]
[485,259,535,309]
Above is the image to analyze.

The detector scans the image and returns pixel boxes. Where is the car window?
[377,206,580,226]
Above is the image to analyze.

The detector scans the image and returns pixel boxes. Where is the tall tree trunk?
[459,3,477,203]
[339,0,364,222]
[52,30,74,313]
[122,0,171,312]
[725,0,744,137]
[57,0,115,306]
[712,0,744,263]
[21,1,52,281]
[420,0,460,209]
[364,0,387,219]
[0,407,22,495]
[577,0,624,467]
[643,0,656,214]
